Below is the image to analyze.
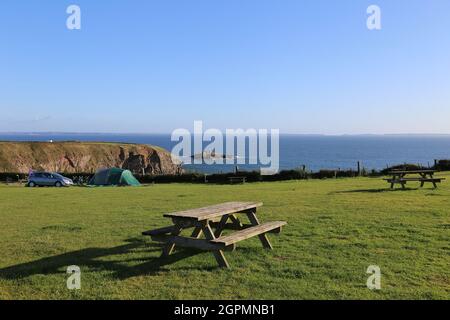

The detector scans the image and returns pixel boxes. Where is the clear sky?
[1,0,449,134]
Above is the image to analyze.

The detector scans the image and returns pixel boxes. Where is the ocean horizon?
[2,132,450,174]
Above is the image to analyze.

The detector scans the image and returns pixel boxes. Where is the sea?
[1,133,450,174]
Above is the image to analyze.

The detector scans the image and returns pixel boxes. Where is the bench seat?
[384,178,444,182]
[211,221,287,246]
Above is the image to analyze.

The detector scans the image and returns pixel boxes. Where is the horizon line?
[1,131,450,137]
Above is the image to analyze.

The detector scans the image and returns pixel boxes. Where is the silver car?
[27,172,74,187]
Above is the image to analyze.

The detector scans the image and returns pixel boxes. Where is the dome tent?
[88,168,141,186]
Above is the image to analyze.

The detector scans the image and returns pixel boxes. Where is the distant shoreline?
[1,132,450,137]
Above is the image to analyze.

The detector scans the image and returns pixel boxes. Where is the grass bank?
[0,174,449,299]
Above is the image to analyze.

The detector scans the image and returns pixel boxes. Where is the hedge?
[1,160,449,184]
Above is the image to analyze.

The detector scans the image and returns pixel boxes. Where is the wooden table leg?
[427,173,438,188]
[161,225,183,257]
[245,210,273,250]
[202,223,230,268]
[229,214,243,229]
[214,215,230,238]
[420,173,426,187]
[191,226,203,239]
[390,175,398,189]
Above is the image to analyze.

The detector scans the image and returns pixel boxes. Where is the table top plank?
[388,170,436,175]
[164,201,263,221]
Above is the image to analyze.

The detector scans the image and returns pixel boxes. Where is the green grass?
[0,174,449,300]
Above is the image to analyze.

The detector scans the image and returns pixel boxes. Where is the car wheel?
[28,181,36,187]
[55,181,63,187]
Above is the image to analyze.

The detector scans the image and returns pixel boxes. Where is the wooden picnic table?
[142,202,286,268]
[228,176,247,184]
[384,169,444,189]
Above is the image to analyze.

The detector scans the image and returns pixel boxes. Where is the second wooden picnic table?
[384,169,444,189]
[142,202,286,268]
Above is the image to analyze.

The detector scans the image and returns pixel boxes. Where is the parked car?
[27,172,74,187]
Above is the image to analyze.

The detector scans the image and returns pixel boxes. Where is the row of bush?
[0,169,359,183]
[1,160,449,184]
[0,168,396,184]
[434,160,450,171]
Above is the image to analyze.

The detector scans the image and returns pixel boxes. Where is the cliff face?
[0,142,182,175]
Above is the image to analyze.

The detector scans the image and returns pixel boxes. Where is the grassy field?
[0,174,449,300]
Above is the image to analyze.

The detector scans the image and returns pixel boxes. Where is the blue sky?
[1,0,449,134]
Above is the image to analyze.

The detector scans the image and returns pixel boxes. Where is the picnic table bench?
[142,202,286,268]
[384,170,445,189]
[228,176,247,184]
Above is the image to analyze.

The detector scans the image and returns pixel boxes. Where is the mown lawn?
[0,174,449,300]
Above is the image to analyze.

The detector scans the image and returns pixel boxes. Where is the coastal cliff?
[0,141,182,175]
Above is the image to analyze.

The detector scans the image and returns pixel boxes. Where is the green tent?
[88,168,141,186]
